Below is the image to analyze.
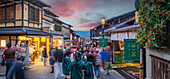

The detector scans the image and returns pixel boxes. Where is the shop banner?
[124,39,140,61]
[99,38,108,48]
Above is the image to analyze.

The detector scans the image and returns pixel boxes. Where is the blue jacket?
[100,51,110,62]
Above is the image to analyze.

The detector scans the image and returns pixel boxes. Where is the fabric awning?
[91,36,111,40]
[111,32,137,41]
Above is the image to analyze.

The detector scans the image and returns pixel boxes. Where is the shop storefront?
[0,27,50,66]
[110,25,139,64]
[52,36,63,49]
[50,30,64,49]
[18,36,50,59]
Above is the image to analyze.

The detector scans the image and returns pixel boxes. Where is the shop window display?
[29,41,38,63]
[17,41,28,62]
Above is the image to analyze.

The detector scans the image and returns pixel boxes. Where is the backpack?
[94,55,102,66]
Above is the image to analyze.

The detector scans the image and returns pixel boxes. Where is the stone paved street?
[1,59,125,79]
[24,59,125,79]
[24,59,54,79]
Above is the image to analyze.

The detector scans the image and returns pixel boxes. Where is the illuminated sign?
[1,40,6,47]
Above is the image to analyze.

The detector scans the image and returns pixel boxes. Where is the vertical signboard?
[124,39,140,61]
[99,38,108,48]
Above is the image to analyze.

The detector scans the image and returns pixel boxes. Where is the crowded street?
[0,0,170,79]
[1,59,126,79]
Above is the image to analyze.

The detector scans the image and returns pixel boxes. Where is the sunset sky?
[42,0,136,31]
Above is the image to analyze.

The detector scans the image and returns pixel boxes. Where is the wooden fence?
[151,55,170,79]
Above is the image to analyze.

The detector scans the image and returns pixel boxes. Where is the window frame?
[6,6,14,20]
[0,8,5,21]
[29,5,39,22]
[0,5,15,21]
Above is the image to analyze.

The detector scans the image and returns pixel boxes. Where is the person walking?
[84,54,95,79]
[3,38,21,79]
[62,51,72,79]
[49,47,55,73]
[93,50,102,78]
[68,52,85,79]
[100,48,111,76]
[42,46,47,66]
[54,46,64,79]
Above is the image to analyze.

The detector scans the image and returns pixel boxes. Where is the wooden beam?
[14,3,16,26]
[22,0,25,27]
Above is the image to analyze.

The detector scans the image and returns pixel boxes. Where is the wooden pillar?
[112,40,115,63]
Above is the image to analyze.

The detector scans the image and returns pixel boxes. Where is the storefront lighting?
[59,40,62,43]
[74,36,77,40]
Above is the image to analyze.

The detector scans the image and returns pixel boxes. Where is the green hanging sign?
[99,38,108,48]
[124,39,140,61]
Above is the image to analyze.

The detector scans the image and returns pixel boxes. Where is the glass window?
[34,9,39,22]
[0,8,5,20]
[29,6,39,22]
[29,6,34,21]
[6,6,14,20]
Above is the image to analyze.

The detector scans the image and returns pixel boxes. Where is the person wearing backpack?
[94,50,102,78]
[84,54,95,79]
[62,51,72,79]
[68,52,85,79]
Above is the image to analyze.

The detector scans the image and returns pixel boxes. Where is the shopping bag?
[39,53,42,59]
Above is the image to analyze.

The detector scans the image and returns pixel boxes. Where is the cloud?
[43,0,93,18]
[42,0,136,31]
[78,12,106,28]
[74,23,99,31]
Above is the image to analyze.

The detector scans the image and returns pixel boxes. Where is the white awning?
[111,32,136,41]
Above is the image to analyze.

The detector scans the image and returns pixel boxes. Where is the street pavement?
[1,59,125,79]
[115,66,139,79]
[25,59,125,79]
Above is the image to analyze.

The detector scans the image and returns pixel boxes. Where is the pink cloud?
[44,0,93,18]
[76,24,98,28]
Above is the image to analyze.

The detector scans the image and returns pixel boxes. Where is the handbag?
[92,65,97,79]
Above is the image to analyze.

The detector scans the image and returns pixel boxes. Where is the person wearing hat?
[42,46,48,66]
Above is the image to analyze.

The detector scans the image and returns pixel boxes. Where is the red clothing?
[71,49,76,54]
[92,54,96,56]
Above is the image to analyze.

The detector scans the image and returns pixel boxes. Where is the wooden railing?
[151,55,170,79]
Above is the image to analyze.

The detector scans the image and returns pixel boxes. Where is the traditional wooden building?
[42,9,63,49]
[0,0,51,66]
[43,9,74,48]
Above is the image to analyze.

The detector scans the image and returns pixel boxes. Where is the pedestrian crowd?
[49,45,112,79]
[1,38,112,79]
